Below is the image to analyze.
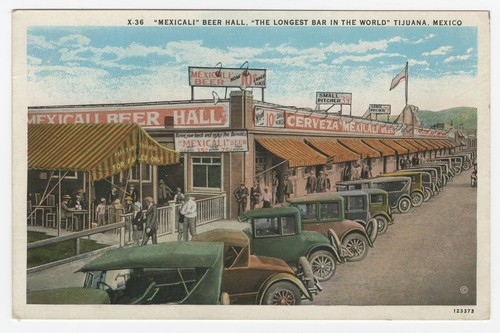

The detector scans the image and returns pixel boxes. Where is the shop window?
[192,157,221,189]
[51,171,78,180]
[129,164,152,182]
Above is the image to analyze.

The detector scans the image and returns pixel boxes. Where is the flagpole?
[405,61,409,106]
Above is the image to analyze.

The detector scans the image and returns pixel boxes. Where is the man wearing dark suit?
[141,197,159,245]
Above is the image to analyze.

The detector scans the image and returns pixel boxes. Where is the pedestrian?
[177,198,186,241]
[112,199,124,225]
[283,175,294,200]
[141,197,158,246]
[180,194,197,241]
[361,163,372,179]
[124,196,134,214]
[272,171,279,205]
[351,163,362,180]
[250,182,262,210]
[316,170,329,192]
[128,184,138,203]
[158,179,173,206]
[341,164,351,181]
[108,185,119,205]
[262,187,272,208]
[95,198,107,226]
[305,170,317,194]
[233,182,249,215]
[131,201,144,247]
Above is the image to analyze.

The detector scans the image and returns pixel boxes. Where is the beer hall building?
[27,66,473,219]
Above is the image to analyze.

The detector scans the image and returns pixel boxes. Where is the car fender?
[257,272,312,304]
[411,189,425,197]
[341,230,373,247]
[307,242,342,263]
[399,194,412,203]
[373,211,393,223]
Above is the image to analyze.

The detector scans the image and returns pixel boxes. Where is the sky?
[27,24,479,116]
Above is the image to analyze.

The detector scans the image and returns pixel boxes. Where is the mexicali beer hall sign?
[27,102,230,128]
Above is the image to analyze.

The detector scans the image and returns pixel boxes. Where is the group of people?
[399,155,424,170]
[60,189,87,231]
[340,162,373,181]
[305,170,331,193]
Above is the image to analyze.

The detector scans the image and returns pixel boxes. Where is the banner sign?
[369,104,391,114]
[189,66,266,88]
[175,131,248,152]
[316,92,352,105]
[254,107,285,128]
[28,102,230,128]
[285,113,397,136]
[414,127,447,138]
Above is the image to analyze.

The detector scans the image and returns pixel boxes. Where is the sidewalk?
[27,219,248,292]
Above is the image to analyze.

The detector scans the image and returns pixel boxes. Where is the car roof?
[287,192,344,203]
[80,241,224,272]
[238,206,300,221]
[360,188,387,195]
[335,190,368,197]
[192,229,250,249]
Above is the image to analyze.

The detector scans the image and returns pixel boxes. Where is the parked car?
[380,170,432,204]
[408,165,444,191]
[334,190,379,239]
[452,152,474,171]
[361,188,394,235]
[286,194,375,262]
[336,176,413,214]
[430,158,461,176]
[420,162,451,186]
[238,206,340,282]
[406,166,441,196]
[192,228,321,305]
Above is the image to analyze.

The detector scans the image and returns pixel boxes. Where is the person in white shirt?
[180,194,197,241]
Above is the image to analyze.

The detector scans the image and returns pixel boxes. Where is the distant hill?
[417,107,477,133]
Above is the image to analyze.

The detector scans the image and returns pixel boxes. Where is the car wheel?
[411,191,424,207]
[262,281,301,305]
[343,233,369,262]
[397,197,411,214]
[308,250,336,282]
[424,188,433,202]
[297,256,316,289]
[375,215,389,235]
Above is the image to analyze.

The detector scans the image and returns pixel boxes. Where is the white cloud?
[28,35,55,49]
[413,33,437,44]
[443,54,472,63]
[331,52,402,65]
[422,45,453,56]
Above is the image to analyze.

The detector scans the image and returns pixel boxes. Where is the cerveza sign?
[316,92,352,105]
[27,102,230,128]
[174,131,248,152]
[369,104,391,114]
[189,66,266,88]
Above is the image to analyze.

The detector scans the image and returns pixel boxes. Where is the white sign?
[174,131,248,152]
[254,107,285,128]
[189,66,266,88]
[369,104,391,114]
[316,92,352,105]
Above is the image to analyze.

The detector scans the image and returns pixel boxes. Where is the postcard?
[12,9,490,321]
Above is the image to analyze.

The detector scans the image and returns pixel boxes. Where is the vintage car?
[406,166,441,195]
[238,207,340,281]
[361,188,394,235]
[286,194,376,262]
[452,152,474,171]
[379,171,432,205]
[430,158,461,177]
[420,162,451,186]
[336,176,413,214]
[192,229,321,305]
[334,190,379,239]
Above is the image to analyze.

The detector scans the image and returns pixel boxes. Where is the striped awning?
[392,139,419,153]
[408,139,431,151]
[360,139,395,157]
[378,139,408,155]
[28,123,179,180]
[337,138,381,158]
[306,138,359,163]
[256,138,328,167]
[422,139,442,149]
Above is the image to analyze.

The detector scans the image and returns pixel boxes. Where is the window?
[254,217,280,237]
[129,164,152,182]
[370,194,384,204]
[319,202,339,219]
[51,171,78,180]
[192,157,221,189]
[296,203,316,220]
[281,215,297,235]
[348,196,366,211]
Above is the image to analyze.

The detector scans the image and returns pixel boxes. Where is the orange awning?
[256,138,328,167]
[378,139,408,155]
[28,123,179,180]
[422,139,442,149]
[412,139,434,150]
[337,138,381,158]
[306,138,359,163]
[408,139,431,151]
[392,139,419,153]
[361,139,395,157]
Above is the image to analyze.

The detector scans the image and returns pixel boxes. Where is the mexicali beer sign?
[189,66,266,88]
[27,102,230,128]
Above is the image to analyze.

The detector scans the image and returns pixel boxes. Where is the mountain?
[417,107,477,133]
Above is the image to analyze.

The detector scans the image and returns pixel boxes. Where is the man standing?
[283,175,294,199]
[141,197,158,246]
[233,182,249,215]
[316,171,329,193]
[180,194,197,241]
[250,182,262,210]
[305,170,317,194]
[272,171,279,205]
[158,179,173,206]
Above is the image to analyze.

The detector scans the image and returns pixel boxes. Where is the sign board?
[189,66,266,88]
[369,104,391,114]
[414,127,447,138]
[316,92,352,105]
[174,131,248,153]
[254,107,285,128]
[28,102,230,128]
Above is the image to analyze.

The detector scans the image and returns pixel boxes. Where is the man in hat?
[128,184,138,203]
[61,194,73,221]
[272,171,279,205]
[141,197,159,245]
[158,179,173,206]
[95,198,107,226]
[180,194,197,241]
[233,181,249,215]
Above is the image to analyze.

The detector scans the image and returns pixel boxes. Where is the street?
[306,169,477,305]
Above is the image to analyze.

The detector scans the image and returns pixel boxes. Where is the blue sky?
[27,25,478,115]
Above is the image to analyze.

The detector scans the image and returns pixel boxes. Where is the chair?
[45,205,71,230]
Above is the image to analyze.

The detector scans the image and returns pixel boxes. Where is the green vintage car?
[238,206,341,282]
[28,242,228,305]
[361,188,394,235]
[379,171,430,207]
